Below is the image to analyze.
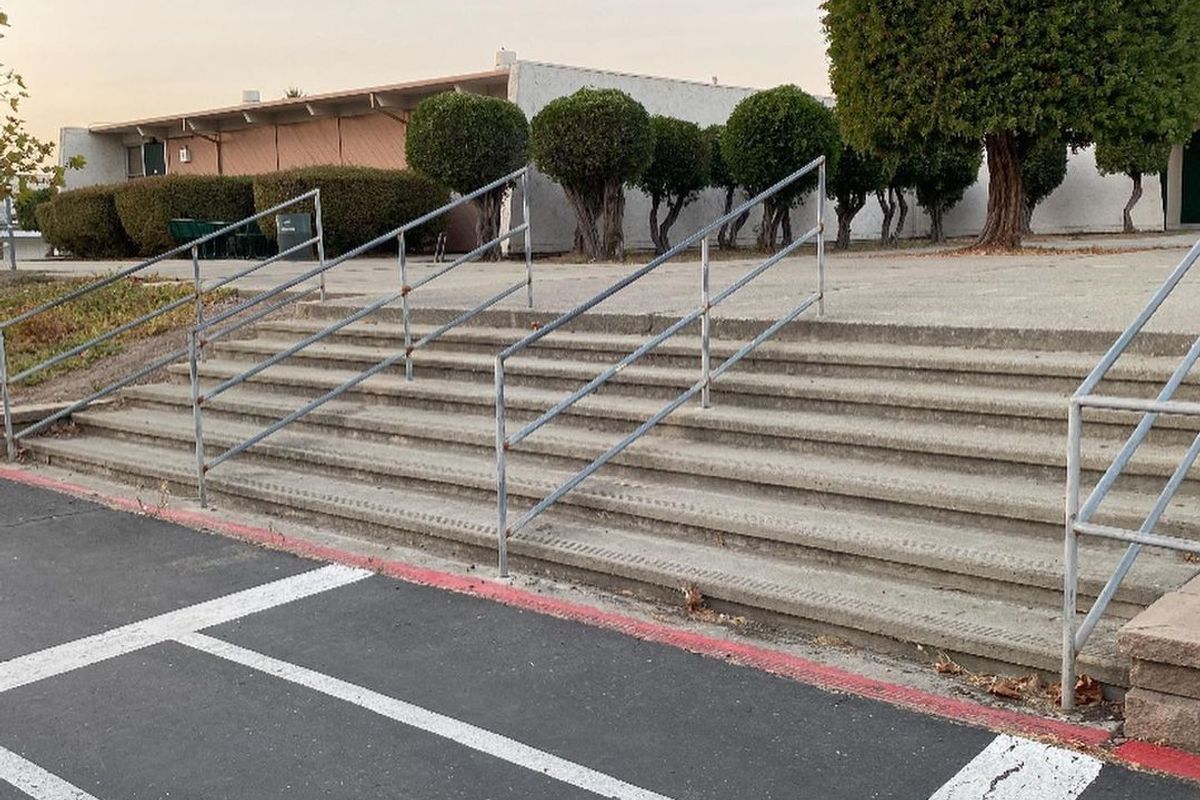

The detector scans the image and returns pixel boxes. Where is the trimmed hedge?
[253,167,450,256]
[114,175,255,256]
[35,185,135,259]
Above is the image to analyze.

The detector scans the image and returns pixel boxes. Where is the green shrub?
[35,185,134,258]
[114,175,255,256]
[252,167,450,257]
[14,187,54,231]
[636,116,710,254]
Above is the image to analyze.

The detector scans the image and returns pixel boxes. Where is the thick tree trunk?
[929,204,945,243]
[600,179,625,261]
[893,190,908,241]
[757,198,774,251]
[475,189,505,261]
[728,209,750,250]
[976,131,1025,249]
[647,194,663,254]
[835,196,865,250]
[1124,172,1143,234]
[717,186,736,249]
[876,189,896,243]
[564,185,601,261]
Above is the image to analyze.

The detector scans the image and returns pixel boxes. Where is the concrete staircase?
[24,306,1200,685]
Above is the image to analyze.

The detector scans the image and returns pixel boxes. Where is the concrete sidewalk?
[13,230,1200,335]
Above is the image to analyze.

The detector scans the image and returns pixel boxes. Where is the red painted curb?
[0,467,1133,757]
[1114,741,1200,783]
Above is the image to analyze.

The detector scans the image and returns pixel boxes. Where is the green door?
[1183,130,1200,224]
[143,140,166,177]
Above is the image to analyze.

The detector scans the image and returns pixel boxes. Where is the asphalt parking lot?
[1,478,1196,799]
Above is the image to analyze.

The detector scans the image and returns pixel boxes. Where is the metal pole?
[701,236,712,409]
[495,356,509,577]
[522,170,533,308]
[191,246,206,362]
[189,329,208,508]
[1061,399,1083,711]
[313,190,327,303]
[0,331,14,460]
[399,232,413,381]
[5,197,15,271]
[817,160,826,317]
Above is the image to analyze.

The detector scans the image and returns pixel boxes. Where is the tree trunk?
[976,130,1025,249]
[1124,172,1143,234]
[475,189,504,261]
[835,196,865,250]
[929,204,945,243]
[659,195,687,254]
[728,209,750,250]
[757,198,774,251]
[648,194,663,254]
[717,186,735,249]
[893,190,908,242]
[876,188,896,243]
[564,185,601,261]
[780,205,794,247]
[600,179,625,261]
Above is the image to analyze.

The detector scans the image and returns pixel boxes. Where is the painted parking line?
[0,746,97,800]
[928,734,1103,800]
[176,632,675,800]
[0,564,369,694]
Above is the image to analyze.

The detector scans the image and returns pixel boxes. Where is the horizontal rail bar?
[395,167,528,237]
[1075,237,1200,398]
[1077,394,1200,416]
[9,292,194,383]
[204,236,321,294]
[0,189,319,331]
[201,285,321,346]
[501,156,825,361]
[205,345,413,472]
[14,346,186,440]
[200,257,335,331]
[407,223,529,294]
[409,279,525,354]
[202,285,405,403]
[1074,520,1200,555]
[709,226,817,308]
[710,294,820,383]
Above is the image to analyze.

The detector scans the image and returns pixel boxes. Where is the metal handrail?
[493,156,827,576]
[1062,236,1200,709]
[0,190,324,461]
[190,166,533,505]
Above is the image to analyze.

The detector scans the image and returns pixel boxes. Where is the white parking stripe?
[177,632,676,800]
[929,734,1103,799]
[0,746,99,800]
[0,564,369,694]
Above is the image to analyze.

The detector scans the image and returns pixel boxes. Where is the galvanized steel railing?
[191,166,533,505]
[493,156,827,576]
[0,189,325,461]
[1062,236,1200,709]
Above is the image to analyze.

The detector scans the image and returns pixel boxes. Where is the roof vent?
[242,89,261,104]
[495,49,517,68]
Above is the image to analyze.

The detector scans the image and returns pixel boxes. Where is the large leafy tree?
[0,11,84,203]
[722,85,840,252]
[406,91,528,259]
[1095,138,1173,233]
[910,139,983,243]
[530,88,653,261]
[637,116,710,255]
[825,0,1200,249]
[826,145,884,249]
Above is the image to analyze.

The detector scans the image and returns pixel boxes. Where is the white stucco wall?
[59,128,127,190]
[509,60,770,253]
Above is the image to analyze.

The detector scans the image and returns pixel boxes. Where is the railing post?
[495,356,509,577]
[399,231,413,381]
[817,159,826,317]
[700,235,712,409]
[1061,398,1083,711]
[0,330,14,460]
[522,169,533,308]
[313,190,328,303]
[191,245,207,363]
[189,329,208,508]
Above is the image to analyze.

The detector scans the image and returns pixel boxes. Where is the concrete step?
[23,432,1131,685]
[67,402,1200,610]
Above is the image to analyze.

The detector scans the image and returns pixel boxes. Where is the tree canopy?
[637,116,710,254]
[910,139,983,243]
[530,88,653,261]
[826,145,884,249]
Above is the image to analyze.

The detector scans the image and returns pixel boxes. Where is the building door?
[143,140,166,177]
[1183,130,1200,225]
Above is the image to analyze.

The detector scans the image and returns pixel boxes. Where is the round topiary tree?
[637,116,710,255]
[1095,138,1173,233]
[1021,136,1068,233]
[911,138,983,243]
[705,124,746,250]
[530,88,653,262]
[826,145,884,249]
[406,91,529,259]
[721,85,840,251]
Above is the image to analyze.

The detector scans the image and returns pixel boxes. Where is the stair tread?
[72,401,1200,600]
[26,433,1130,680]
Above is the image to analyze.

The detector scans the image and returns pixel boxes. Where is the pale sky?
[4,0,831,149]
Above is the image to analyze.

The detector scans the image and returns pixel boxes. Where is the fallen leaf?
[682,583,705,613]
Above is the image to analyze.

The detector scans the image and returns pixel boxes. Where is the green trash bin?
[276,213,313,261]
